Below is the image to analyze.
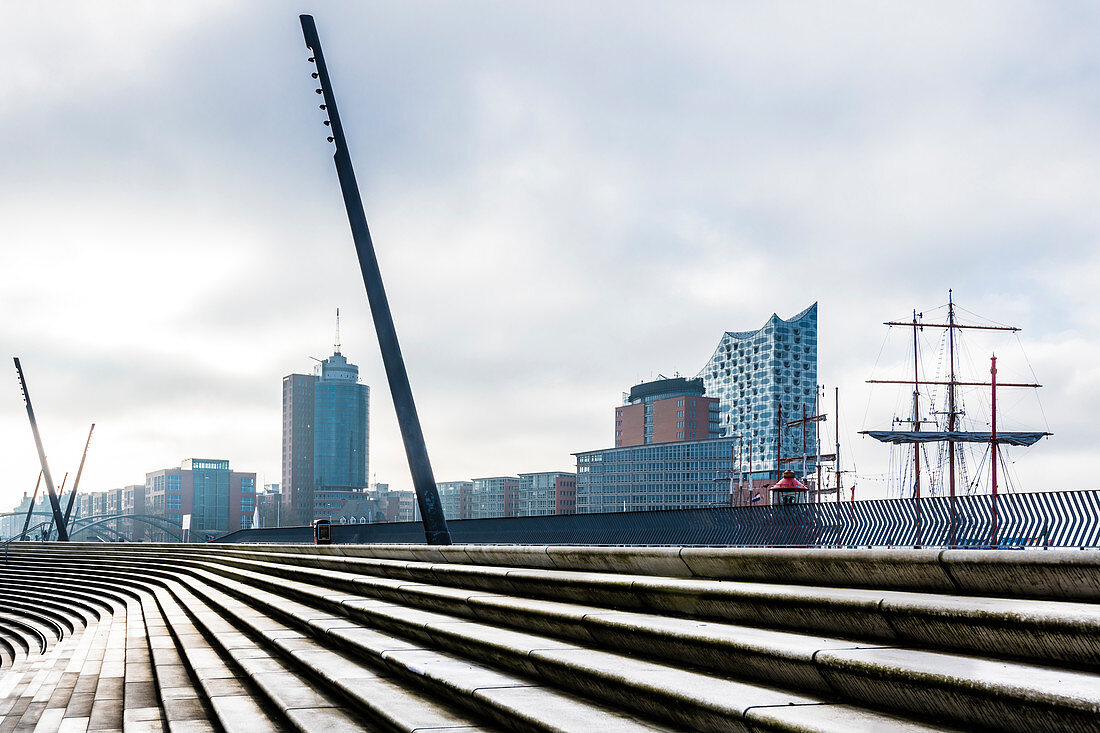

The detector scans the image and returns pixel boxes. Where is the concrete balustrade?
[1,543,1098,733]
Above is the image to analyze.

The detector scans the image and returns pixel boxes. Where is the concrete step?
[0,594,129,733]
[119,555,963,732]
[170,566,673,733]
[0,597,78,641]
[162,547,1100,669]
[3,555,947,733]
[133,586,217,733]
[5,544,1100,733]
[121,579,288,733]
[0,564,275,733]
[154,576,362,733]
[18,560,674,733]
[210,556,1100,733]
[185,543,1100,601]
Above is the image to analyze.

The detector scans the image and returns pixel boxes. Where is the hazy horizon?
[3,2,1097,510]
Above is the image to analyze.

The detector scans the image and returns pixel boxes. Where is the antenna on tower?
[334,308,341,354]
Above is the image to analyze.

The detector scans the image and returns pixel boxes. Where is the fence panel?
[216,489,1100,547]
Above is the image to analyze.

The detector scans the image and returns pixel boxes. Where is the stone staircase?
[1,543,1097,732]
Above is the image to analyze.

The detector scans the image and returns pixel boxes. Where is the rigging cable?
[1015,332,1051,434]
[862,326,893,430]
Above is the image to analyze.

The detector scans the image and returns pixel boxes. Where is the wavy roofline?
[696,303,817,378]
[725,302,817,340]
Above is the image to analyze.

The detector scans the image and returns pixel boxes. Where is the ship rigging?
[861,290,1051,500]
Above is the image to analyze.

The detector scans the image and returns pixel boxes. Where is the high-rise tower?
[281,313,371,524]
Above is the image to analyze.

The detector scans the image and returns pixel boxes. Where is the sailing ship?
[861,291,1051,500]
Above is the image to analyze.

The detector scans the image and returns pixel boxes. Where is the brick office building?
[614,377,719,447]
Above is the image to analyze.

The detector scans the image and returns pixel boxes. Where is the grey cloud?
[2,1,1098,501]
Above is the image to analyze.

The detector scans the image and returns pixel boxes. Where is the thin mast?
[736,434,743,505]
[815,387,822,503]
[748,433,754,498]
[801,404,807,484]
[991,354,998,497]
[334,308,341,353]
[947,291,956,499]
[911,311,921,500]
[835,388,841,504]
[728,441,736,506]
[991,353,999,545]
[776,402,782,481]
[20,470,43,541]
[63,423,95,528]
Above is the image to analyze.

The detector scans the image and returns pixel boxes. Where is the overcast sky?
[2,1,1097,509]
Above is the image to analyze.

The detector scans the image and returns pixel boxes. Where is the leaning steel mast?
[19,470,43,541]
[298,15,451,544]
[63,424,95,528]
[13,358,69,541]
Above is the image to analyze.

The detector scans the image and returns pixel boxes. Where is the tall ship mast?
[861,291,1051,498]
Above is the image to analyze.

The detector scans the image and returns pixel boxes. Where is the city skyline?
[2,3,1097,507]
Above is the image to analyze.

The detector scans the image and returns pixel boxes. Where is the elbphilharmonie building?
[697,303,818,476]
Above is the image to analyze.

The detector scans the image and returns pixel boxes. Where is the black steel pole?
[19,470,42,541]
[13,358,69,541]
[299,15,451,544]
[45,471,68,540]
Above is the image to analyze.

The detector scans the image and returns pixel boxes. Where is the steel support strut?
[63,424,94,527]
[299,15,451,544]
[13,358,69,541]
[19,471,42,541]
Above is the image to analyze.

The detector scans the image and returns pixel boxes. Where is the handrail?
[3,521,51,563]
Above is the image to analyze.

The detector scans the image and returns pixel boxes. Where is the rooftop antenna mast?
[299,15,451,544]
[13,358,69,541]
[334,308,341,354]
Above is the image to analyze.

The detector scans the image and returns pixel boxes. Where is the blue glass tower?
[281,317,371,524]
[313,351,370,491]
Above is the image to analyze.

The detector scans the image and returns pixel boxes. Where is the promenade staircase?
[1,543,1097,732]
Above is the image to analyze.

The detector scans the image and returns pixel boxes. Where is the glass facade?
[575,437,772,513]
[184,458,230,533]
[283,347,371,523]
[314,379,369,490]
[698,303,818,476]
[516,472,574,516]
[436,481,472,520]
[469,477,516,519]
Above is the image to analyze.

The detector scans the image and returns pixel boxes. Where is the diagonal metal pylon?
[298,15,451,545]
[13,358,69,541]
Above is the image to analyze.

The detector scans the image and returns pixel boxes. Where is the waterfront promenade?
[1,542,1098,732]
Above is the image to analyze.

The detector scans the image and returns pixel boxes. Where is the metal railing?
[3,521,51,563]
[215,489,1100,548]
